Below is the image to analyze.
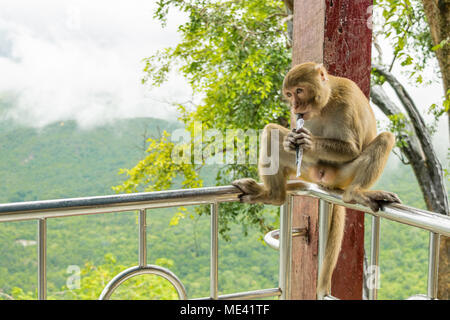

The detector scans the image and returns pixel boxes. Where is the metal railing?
[0,180,449,300]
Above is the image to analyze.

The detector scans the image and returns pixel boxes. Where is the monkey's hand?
[283,128,315,154]
[283,130,298,153]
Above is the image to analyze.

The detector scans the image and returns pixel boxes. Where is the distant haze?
[0,0,191,128]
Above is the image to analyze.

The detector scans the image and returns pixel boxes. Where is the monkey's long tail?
[317,204,346,299]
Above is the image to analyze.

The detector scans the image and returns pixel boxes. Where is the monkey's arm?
[290,128,361,163]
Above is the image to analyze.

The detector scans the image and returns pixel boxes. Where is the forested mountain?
[0,116,444,299]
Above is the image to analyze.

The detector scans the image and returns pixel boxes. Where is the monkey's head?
[282,62,331,120]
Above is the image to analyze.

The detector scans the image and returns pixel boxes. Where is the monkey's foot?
[343,189,401,212]
[232,178,264,204]
[232,178,285,206]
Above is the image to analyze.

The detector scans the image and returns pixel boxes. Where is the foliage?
[373,0,434,82]
[372,0,449,134]
[427,89,450,135]
[111,130,202,225]
[115,0,292,239]
[386,113,413,149]
[112,131,202,194]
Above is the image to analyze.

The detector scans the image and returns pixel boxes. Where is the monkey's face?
[283,62,331,120]
[283,84,317,120]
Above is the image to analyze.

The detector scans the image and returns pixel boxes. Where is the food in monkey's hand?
[295,113,304,177]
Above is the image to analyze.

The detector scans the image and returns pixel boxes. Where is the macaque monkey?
[232,62,401,298]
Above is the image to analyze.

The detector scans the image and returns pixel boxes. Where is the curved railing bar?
[264,228,307,251]
[264,230,280,251]
[99,265,188,300]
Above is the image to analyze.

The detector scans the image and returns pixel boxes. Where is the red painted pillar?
[290,0,373,300]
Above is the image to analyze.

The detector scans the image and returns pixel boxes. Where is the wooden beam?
[290,197,319,300]
[290,0,373,300]
[292,0,325,65]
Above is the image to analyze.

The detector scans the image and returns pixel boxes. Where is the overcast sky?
[0,0,447,156]
[0,0,191,128]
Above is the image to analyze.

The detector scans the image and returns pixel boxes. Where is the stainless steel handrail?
[0,180,448,300]
[0,185,240,222]
[1,181,448,236]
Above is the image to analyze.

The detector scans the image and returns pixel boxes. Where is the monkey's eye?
[286,92,292,98]
[296,88,304,94]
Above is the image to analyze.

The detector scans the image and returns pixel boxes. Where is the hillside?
[0,116,446,299]
[0,118,183,202]
[0,117,279,299]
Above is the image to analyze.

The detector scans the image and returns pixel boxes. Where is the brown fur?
[233,62,401,298]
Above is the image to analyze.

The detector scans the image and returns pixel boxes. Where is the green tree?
[114,0,291,239]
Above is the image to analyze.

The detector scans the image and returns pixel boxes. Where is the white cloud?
[0,0,191,128]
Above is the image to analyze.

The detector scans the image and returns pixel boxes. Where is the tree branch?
[371,67,449,214]
[371,85,424,163]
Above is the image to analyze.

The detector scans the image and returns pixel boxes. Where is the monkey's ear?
[314,63,324,70]
[315,63,329,81]
[320,70,329,81]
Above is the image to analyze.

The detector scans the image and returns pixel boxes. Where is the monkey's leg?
[342,132,401,212]
[232,124,296,206]
[317,132,400,298]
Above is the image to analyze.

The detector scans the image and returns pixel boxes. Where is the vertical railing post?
[427,232,440,299]
[139,209,147,268]
[369,215,381,300]
[210,202,219,300]
[279,195,293,300]
[38,218,47,300]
